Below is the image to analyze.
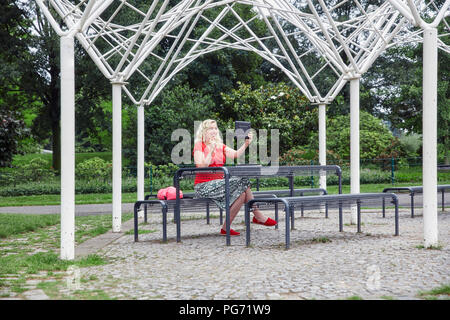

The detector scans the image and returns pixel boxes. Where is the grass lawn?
[0,193,139,207]
[0,212,133,299]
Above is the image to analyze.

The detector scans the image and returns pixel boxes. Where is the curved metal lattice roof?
[35,1,450,105]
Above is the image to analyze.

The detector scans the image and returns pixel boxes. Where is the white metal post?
[350,78,360,225]
[422,27,439,247]
[137,104,145,202]
[60,35,75,260]
[319,104,327,190]
[112,82,122,232]
[318,103,327,214]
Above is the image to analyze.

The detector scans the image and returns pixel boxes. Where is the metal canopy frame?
[35,0,449,259]
[37,0,445,105]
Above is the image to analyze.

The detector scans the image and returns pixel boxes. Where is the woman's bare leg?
[220,187,273,230]
[244,187,269,223]
[221,192,245,230]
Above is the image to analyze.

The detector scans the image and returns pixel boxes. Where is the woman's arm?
[194,142,217,167]
[225,131,253,159]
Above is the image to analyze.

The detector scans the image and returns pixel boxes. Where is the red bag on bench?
[157,186,183,200]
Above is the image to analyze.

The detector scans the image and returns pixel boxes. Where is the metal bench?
[136,188,327,241]
[174,165,342,245]
[245,193,399,249]
[143,192,220,223]
[142,191,276,225]
[382,185,450,218]
[253,188,328,229]
[133,200,168,243]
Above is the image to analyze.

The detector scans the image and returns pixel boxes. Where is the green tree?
[220,82,315,156]
[15,1,63,171]
[74,46,112,153]
[361,35,450,162]
[124,85,215,165]
[307,111,402,160]
[0,110,25,166]
[1,1,113,172]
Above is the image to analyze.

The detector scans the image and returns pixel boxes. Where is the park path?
[1,192,449,300]
[0,192,447,216]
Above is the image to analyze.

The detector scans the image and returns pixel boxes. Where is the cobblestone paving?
[73,208,449,300]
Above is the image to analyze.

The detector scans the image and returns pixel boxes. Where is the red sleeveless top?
[193,141,226,184]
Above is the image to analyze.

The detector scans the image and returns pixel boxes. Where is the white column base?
[319,103,327,214]
[350,78,360,225]
[422,28,438,248]
[60,35,75,260]
[112,82,123,233]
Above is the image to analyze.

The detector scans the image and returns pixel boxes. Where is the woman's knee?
[233,192,245,205]
[244,187,253,201]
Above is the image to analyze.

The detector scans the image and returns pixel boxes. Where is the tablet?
[235,121,251,139]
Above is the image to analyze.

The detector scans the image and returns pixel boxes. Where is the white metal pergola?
[35,0,449,260]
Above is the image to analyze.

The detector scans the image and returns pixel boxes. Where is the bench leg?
[225,208,230,246]
[442,190,445,212]
[134,206,139,242]
[162,206,167,243]
[357,201,361,233]
[339,202,343,232]
[176,205,181,243]
[285,204,290,250]
[410,193,414,218]
[394,198,399,236]
[382,198,385,218]
[245,203,251,247]
[274,202,279,230]
[290,206,295,230]
[144,203,148,223]
[206,202,210,225]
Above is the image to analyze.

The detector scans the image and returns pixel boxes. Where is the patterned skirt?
[194,177,251,210]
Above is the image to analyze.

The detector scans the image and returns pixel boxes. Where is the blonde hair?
[195,119,223,144]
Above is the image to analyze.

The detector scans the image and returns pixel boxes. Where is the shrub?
[75,157,112,181]
[399,133,422,157]
[0,181,60,196]
[15,157,56,182]
[307,111,402,160]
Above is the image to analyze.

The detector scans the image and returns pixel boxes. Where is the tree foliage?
[124,85,215,165]
[220,82,315,156]
[0,110,25,166]
[307,111,403,160]
[362,41,450,162]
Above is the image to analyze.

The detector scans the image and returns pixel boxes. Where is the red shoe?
[252,216,277,226]
[220,228,240,236]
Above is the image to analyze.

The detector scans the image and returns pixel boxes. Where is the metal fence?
[1,157,449,194]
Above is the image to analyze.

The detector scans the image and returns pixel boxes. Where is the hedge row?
[0,169,402,197]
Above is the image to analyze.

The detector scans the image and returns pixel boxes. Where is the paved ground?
[0,203,136,216]
[0,191,445,215]
[69,207,448,300]
[1,193,449,300]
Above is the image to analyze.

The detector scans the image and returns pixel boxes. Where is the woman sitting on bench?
[193,119,277,236]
